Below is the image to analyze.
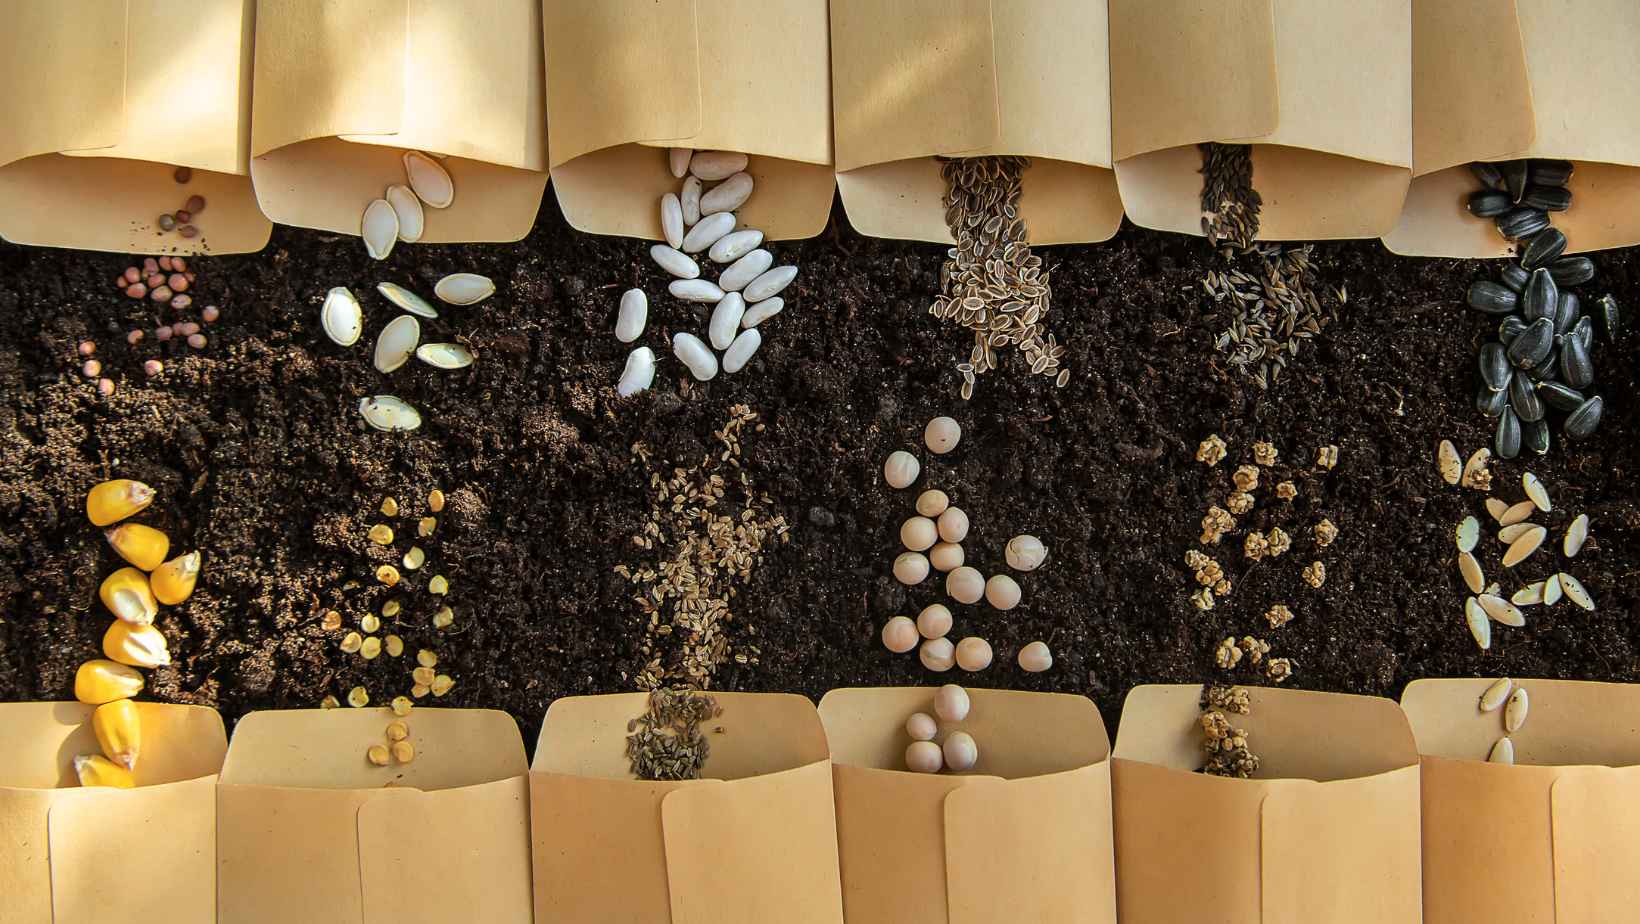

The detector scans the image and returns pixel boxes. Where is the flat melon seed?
[1505,687,1529,733]
[1498,522,1539,545]
[1479,593,1526,627]
[1489,737,1515,764]
[1511,582,1545,606]
[1564,514,1590,557]
[415,343,474,370]
[1456,516,1479,553]
[377,282,437,319]
[1558,573,1594,610]
[434,273,495,306]
[386,184,425,243]
[1523,472,1551,511]
[1502,525,1547,567]
[1462,449,1491,489]
[1544,573,1564,606]
[1466,597,1491,649]
[1485,497,1510,522]
[1499,500,1538,527]
[1480,678,1513,712]
[1438,440,1462,484]
[1459,552,1485,594]
[359,396,421,431]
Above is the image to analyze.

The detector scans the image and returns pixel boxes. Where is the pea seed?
[901,517,938,551]
[893,552,930,585]
[916,604,952,639]
[1017,641,1053,672]
[906,740,944,773]
[881,616,918,653]
[984,575,1021,610]
[937,507,969,543]
[884,451,920,489]
[943,732,978,771]
[348,686,369,707]
[934,684,970,721]
[906,712,937,741]
[1005,535,1047,571]
[925,417,961,454]
[920,638,956,672]
[928,541,965,572]
[945,566,984,604]
[367,744,390,766]
[955,637,993,671]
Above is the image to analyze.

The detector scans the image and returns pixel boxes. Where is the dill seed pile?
[930,155,1067,399]
[618,405,788,689]
[1199,142,1261,249]
[626,687,722,781]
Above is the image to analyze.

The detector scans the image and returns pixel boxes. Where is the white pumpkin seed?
[681,176,702,225]
[669,147,692,179]
[743,265,798,303]
[1479,593,1525,627]
[1499,501,1537,527]
[617,347,656,397]
[359,395,421,431]
[1505,688,1529,732]
[1459,552,1485,594]
[361,198,398,260]
[1502,525,1547,567]
[322,286,363,346]
[404,151,453,208]
[1512,582,1545,606]
[1485,497,1510,522]
[1564,514,1589,557]
[681,211,736,253]
[1466,597,1491,649]
[1462,449,1491,489]
[1480,677,1513,712]
[1558,573,1594,610]
[1523,472,1551,511]
[672,332,717,381]
[1438,439,1462,484]
[669,279,725,303]
[1544,573,1564,606]
[709,229,763,264]
[377,282,437,318]
[617,289,647,343]
[1485,581,1500,596]
[660,193,684,249]
[722,328,761,374]
[700,172,754,215]
[434,273,495,305]
[709,292,745,350]
[741,296,783,329]
[386,184,425,242]
[415,343,473,369]
[719,249,774,292]
[689,150,748,181]
[1498,522,1539,545]
[374,315,420,373]
[1488,737,1514,764]
[1456,516,1479,553]
[650,244,700,279]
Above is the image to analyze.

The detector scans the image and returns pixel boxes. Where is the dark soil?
[3,192,1639,754]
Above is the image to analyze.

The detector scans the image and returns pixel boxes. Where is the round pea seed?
[1005,535,1047,571]
[920,637,956,671]
[955,637,993,671]
[916,489,949,517]
[928,541,964,572]
[882,616,918,653]
[943,732,978,771]
[894,552,930,585]
[945,566,984,604]
[985,575,1021,610]
[916,604,952,639]
[1018,641,1053,672]
[937,507,969,543]
[884,451,920,489]
[901,516,938,551]
[925,417,961,454]
[906,740,944,773]
[906,712,937,741]
[934,684,970,722]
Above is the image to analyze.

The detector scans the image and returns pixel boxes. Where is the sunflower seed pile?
[930,155,1067,399]
[618,405,787,689]
[625,687,722,781]
[1199,142,1260,249]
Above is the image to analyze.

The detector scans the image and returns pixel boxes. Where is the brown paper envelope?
[1418,756,1563,923]
[661,760,844,924]
[1381,164,1519,258]
[0,0,127,170]
[1401,677,1640,766]
[830,765,979,924]
[1551,766,1640,923]
[1108,0,1278,164]
[943,764,1116,924]
[0,789,94,924]
[356,776,534,924]
[1259,766,1423,924]
[1406,0,1533,176]
[830,0,1000,175]
[1506,0,1640,168]
[47,775,219,924]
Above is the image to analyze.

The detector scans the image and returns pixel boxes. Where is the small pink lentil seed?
[97,378,115,396]
[122,267,141,285]
[143,257,159,274]
[144,360,163,376]
[78,341,95,356]
[172,257,187,272]
[170,294,192,310]
[178,225,198,239]
[177,322,199,336]
[168,274,188,292]
[146,274,164,289]
[150,285,173,301]
[201,306,219,322]
[125,283,147,299]
[159,256,173,271]
[154,326,173,341]
[187,333,206,349]
[82,360,101,377]
[127,330,144,345]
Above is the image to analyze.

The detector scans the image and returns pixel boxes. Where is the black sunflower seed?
[1521,228,1568,269]
[1508,318,1555,368]
[1522,417,1550,455]
[1596,294,1620,344]
[1565,396,1604,442]
[1537,381,1586,413]
[1547,256,1595,285]
[1496,207,1550,240]
[1560,334,1594,389]
[1470,161,1504,189]
[1528,159,1574,187]
[1499,263,1529,292]
[1519,184,1572,211]
[1555,291,1580,336]
[1467,280,1519,314]
[1509,371,1544,422]
[1496,406,1522,459]
[1477,381,1509,418]
[1504,160,1529,203]
[1468,189,1512,217]
[1480,342,1511,391]
[1522,269,1558,321]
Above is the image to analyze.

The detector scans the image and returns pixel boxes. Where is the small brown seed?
[179,225,198,239]
[157,214,177,232]
[186,195,205,214]
[151,285,173,301]
[168,273,188,292]
[174,166,192,183]
[187,334,206,349]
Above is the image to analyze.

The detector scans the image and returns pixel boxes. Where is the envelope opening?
[1404,678,1640,768]
[1387,160,1640,257]
[0,701,228,790]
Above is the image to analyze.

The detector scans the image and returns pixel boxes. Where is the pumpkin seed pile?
[1199,684,1259,779]
[929,155,1067,399]
[1461,159,1616,457]
[619,405,787,689]
[625,687,721,781]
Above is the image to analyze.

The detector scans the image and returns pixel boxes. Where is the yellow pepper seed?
[431,675,454,697]
[386,721,409,741]
[377,565,399,586]
[360,614,381,633]
[87,479,155,526]
[105,523,170,572]
[418,517,436,537]
[340,632,363,653]
[403,547,425,570]
[369,524,393,545]
[428,489,445,513]
[367,744,390,766]
[432,606,453,628]
[380,497,399,517]
[392,741,415,762]
[93,700,141,770]
[412,666,436,686]
[390,696,412,716]
[348,686,369,707]
[74,754,136,789]
[429,575,448,595]
[75,660,145,705]
[411,683,431,698]
[384,635,404,657]
[320,695,340,709]
[99,568,158,626]
[321,610,342,631]
[151,551,201,605]
[382,601,400,617]
[416,649,438,668]
[103,620,171,668]
[361,637,382,659]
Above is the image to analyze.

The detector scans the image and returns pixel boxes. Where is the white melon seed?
[434,273,495,305]
[361,198,398,260]
[1499,501,1537,527]
[1489,737,1514,764]
[1505,688,1529,733]
[403,151,454,208]
[386,184,425,242]
[1523,472,1550,512]
[1544,574,1564,606]
[1459,552,1484,594]
[1502,526,1547,567]
[1466,597,1491,649]
[377,282,437,318]
[1511,582,1545,606]
[1564,514,1589,557]
[1558,573,1594,610]
[1438,440,1462,485]
[374,315,420,373]
[1479,593,1525,627]
[322,286,363,346]
[1456,516,1479,553]
[359,395,421,431]
[1479,678,1513,712]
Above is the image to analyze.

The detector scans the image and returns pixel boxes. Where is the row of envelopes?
[1,0,1637,258]
[4,680,1640,924]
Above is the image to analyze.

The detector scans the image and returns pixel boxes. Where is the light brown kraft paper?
[0,0,272,255]
[1402,678,1640,923]
[818,687,1115,924]
[529,692,842,924]
[249,0,547,242]
[1111,685,1422,924]
[832,0,1121,245]
[216,707,530,924]
[0,701,227,924]
[1111,0,1412,241]
[544,0,834,241]
[1386,0,1640,256]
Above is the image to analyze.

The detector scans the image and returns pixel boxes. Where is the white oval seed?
[928,542,964,571]
[1544,573,1564,605]
[359,396,421,431]
[882,616,918,653]
[723,328,762,375]
[719,249,774,292]
[946,566,984,604]
[709,229,763,264]
[660,193,684,249]
[617,289,648,343]
[322,286,363,346]
[1489,737,1514,764]
[617,347,656,398]
[744,265,798,303]
[1523,472,1550,512]
[1463,449,1491,489]
[680,176,702,224]
[1480,678,1513,712]
[403,151,454,208]
[709,292,745,350]
[415,343,473,369]
[1466,597,1491,649]
[682,211,736,253]
[1479,593,1525,627]
[1499,501,1538,527]
[902,516,938,551]
[906,739,944,773]
[361,199,398,260]
[917,604,952,639]
[1018,641,1053,672]
[884,451,920,488]
[1565,514,1589,557]
[935,684,970,721]
[1499,523,1539,545]
[985,575,1021,610]
[434,274,495,305]
[893,552,929,585]
[925,417,961,453]
[374,315,420,373]
[671,332,718,380]
[700,172,754,216]
[943,732,978,771]
[906,713,937,741]
[1511,582,1545,606]
[669,279,725,303]
[690,150,748,181]
[1486,497,1510,522]
[917,490,950,517]
[1438,439,1462,485]
[1006,535,1047,571]
[1459,552,1485,594]
[1456,516,1479,553]
[1505,688,1529,732]
[650,244,700,279]
[669,147,692,179]
[377,282,436,318]
[741,296,783,328]
[920,637,955,672]
[1558,573,1593,610]
[1502,525,1547,567]
[386,184,425,242]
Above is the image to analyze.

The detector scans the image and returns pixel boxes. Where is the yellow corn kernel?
[391,741,415,762]
[93,700,141,770]
[386,721,409,741]
[87,479,155,526]
[382,601,400,617]
[361,637,382,659]
[412,666,436,686]
[99,568,158,626]
[360,615,381,633]
[390,696,412,716]
[411,683,430,699]
[369,524,393,545]
[75,660,144,705]
[151,551,201,605]
[431,674,454,697]
[320,695,340,709]
[377,565,399,585]
[403,547,425,570]
[321,610,341,631]
[74,754,136,789]
[340,632,363,653]
[432,606,453,628]
[417,650,437,668]
[429,489,445,512]
[380,497,399,516]
[418,517,436,537]
[103,620,171,668]
[429,575,448,595]
[104,523,170,571]
[367,744,391,766]
[348,685,369,707]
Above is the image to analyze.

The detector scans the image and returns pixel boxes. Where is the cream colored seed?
[361,637,383,659]
[1558,573,1594,611]
[882,616,918,653]
[1499,501,1537,527]
[925,417,961,454]
[432,606,453,628]
[404,546,425,570]
[916,490,949,517]
[893,552,930,585]
[382,601,400,617]
[1480,678,1513,712]
[391,696,412,716]
[431,675,454,697]
[1466,597,1491,649]
[381,497,399,517]
[411,683,430,698]
[1456,516,1479,553]
[1017,641,1053,672]
[1462,449,1491,490]
[1437,440,1461,485]
[884,451,920,489]
[901,517,938,552]
[341,632,363,653]
[392,741,415,762]
[1485,497,1509,522]
[1498,522,1537,545]
[1502,526,1547,567]
[367,744,390,766]
[1458,553,1484,594]
[1523,473,1550,512]
[429,489,445,512]
[369,524,393,545]
[955,637,992,671]
[1564,515,1589,558]
[419,517,436,537]
[984,575,1021,610]
[1512,582,1545,606]
[321,610,342,631]
[1544,575,1563,606]
[377,565,400,585]
[320,695,340,709]
[413,666,436,686]
[387,721,409,741]
[429,575,448,595]
[1506,688,1529,733]
[348,685,369,707]
[417,649,438,668]
[361,614,381,633]
[1479,594,1525,627]
[384,635,404,657]
[1489,737,1514,764]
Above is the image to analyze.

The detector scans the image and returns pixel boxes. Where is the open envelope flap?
[830,0,1001,174]
[1259,767,1423,924]
[830,765,978,924]
[48,775,218,924]
[1381,165,1520,258]
[1552,765,1640,923]
[1507,0,1640,168]
[1402,678,1640,766]
[661,760,844,924]
[250,0,406,158]
[1108,0,1278,163]
[1408,0,1533,176]
[1419,756,1563,923]
[0,701,226,788]
[357,776,534,924]
[943,764,1116,924]
[542,0,702,171]
[0,0,127,170]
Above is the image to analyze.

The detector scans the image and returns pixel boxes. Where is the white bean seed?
[719,249,774,292]
[984,575,1021,610]
[917,490,950,517]
[660,193,684,249]
[956,637,993,670]
[709,292,745,349]
[1006,535,1047,571]
[700,172,754,216]
[906,739,944,773]
[906,712,937,741]
[669,279,725,303]
[681,176,703,224]
[943,732,978,771]
[617,347,656,397]
[743,265,798,302]
[682,211,736,253]
[902,517,938,551]
[722,329,761,374]
[917,604,952,639]
[709,229,764,264]
[920,637,955,672]
[669,147,692,179]
[741,296,783,328]
[894,552,930,585]
[671,332,718,380]
[925,417,961,453]
[882,616,918,653]
[884,451,920,488]
[946,566,984,604]
[1018,641,1053,672]
[650,244,700,279]
[928,541,964,572]
[690,150,748,181]
[935,684,970,721]
[616,288,647,342]
[938,507,969,543]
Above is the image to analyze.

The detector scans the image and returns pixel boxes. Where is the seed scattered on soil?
[1316,445,1339,469]
[1479,594,1525,627]
[955,637,993,671]
[321,610,341,631]
[882,616,918,653]
[1438,440,1462,484]
[1558,573,1593,610]
[1226,491,1254,515]
[906,740,944,774]
[1457,516,1480,553]
[361,637,382,659]
[920,637,955,671]
[417,649,437,668]
[1017,641,1052,672]
[1215,637,1243,669]
[1564,514,1590,557]
[1459,553,1485,594]
[1461,449,1493,490]
[1466,597,1492,649]
[413,666,435,686]
[1197,434,1227,466]
[894,552,930,585]
[1266,658,1295,682]
[1486,498,1510,521]
[1498,522,1538,545]
[928,541,964,571]
[361,614,381,633]
[1499,501,1537,527]
[348,685,369,707]
[916,490,949,517]
[1200,506,1235,544]
[626,687,719,781]
[901,516,938,551]
[391,696,412,716]
[431,675,454,696]
[384,635,403,657]
[429,575,448,594]
[369,525,393,545]
[1302,561,1326,588]
[984,575,1020,610]
[1252,442,1278,466]
[403,547,425,570]
[1502,526,1547,567]
[1265,528,1290,556]
[917,604,952,639]
[945,566,984,604]
[1233,465,1259,492]
[1523,473,1551,511]
[937,507,969,543]
[1275,481,1297,500]
[884,451,920,489]
[432,606,453,628]
[943,732,978,771]
[925,417,961,454]
[1005,535,1047,571]
[340,632,362,653]
[377,565,399,585]
[1243,531,1269,561]
[1192,588,1216,611]
[1265,604,1294,628]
